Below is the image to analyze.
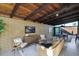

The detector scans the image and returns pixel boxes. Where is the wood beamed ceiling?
[44,9,79,24]
[0,3,79,25]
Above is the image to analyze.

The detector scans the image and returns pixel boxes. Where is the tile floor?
[1,36,79,56]
[59,36,79,56]
[0,44,37,56]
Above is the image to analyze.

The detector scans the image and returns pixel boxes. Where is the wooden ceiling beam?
[10,3,21,18]
[33,11,54,22]
[24,4,49,20]
[35,5,57,22]
[50,17,78,25]
[40,4,79,23]
[35,4,62,22]
[53,14,79,23]
[38,5,67,22]
[48,14,79,25]
[53,9,79,20]
[44,9,79,23]
[0,11,24,19]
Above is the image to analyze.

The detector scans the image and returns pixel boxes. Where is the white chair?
[40,34,46,40]
[13,37,27,56]
[39,34,46,44]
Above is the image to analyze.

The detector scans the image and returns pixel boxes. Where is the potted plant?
[0,18,5,33]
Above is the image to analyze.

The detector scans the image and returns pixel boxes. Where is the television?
[25,26,35,33]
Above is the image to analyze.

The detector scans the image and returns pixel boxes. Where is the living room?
[0,3,60,56]
[0,3,79,56]
[0,14,54,55]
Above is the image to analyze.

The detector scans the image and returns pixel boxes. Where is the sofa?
[23,34,41,45]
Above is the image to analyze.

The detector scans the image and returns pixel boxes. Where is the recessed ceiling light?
[56,13,59,16]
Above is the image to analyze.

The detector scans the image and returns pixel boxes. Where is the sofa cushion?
[23,34,41,44]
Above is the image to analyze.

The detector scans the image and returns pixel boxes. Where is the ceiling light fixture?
[56,13,59,16]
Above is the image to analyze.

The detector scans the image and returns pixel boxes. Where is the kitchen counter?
[53,38,64,56]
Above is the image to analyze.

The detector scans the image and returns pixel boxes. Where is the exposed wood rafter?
[44,9,79,24]
[52,18,78,25]
[48,14,79,25]
[40,4,79,23]
[35,5,57,22]
[0,3,79,26]
[10,3,21,18]
[24,4,49,20]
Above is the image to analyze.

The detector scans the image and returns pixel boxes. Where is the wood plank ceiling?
[0,3,79,25]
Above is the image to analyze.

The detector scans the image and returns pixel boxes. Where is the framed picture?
[25,26,35,33]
